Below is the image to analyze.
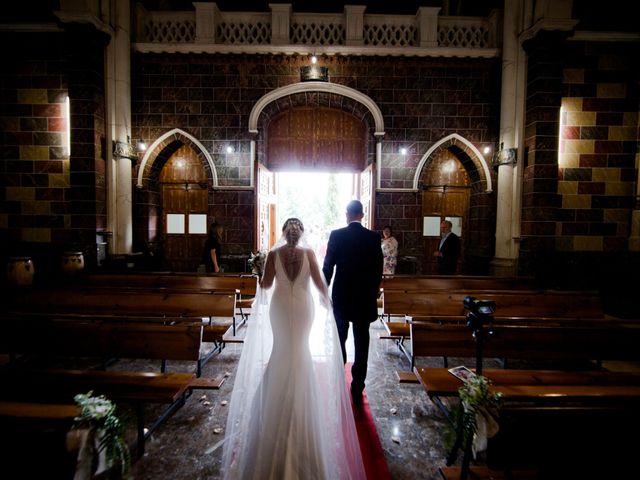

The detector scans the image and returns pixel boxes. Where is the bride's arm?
[260,250,277,289]
[307,249,329,298]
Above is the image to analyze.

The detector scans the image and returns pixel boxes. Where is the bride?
[221,218,366,480]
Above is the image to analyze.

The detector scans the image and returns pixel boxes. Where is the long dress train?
[222,248,365,480]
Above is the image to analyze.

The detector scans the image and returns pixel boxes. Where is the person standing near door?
[434,220,460,275]
[203,222,224,273]
[323,200,383,405]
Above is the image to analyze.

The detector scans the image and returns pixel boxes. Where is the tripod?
[446,297,496,480]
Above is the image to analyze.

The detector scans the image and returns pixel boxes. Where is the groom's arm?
[322,231,337,286]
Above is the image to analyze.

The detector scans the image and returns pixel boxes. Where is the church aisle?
[127,319,452,480]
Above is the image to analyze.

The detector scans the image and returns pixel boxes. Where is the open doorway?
[256,168,374,262]
[277,172,353,262]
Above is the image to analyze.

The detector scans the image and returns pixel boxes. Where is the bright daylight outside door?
[256,166,375,260]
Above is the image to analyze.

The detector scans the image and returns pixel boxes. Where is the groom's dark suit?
[323,221,383,399]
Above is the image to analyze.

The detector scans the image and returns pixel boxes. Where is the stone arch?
[414,133,493,192]
[136,128,218,188]
[248,82,385,136]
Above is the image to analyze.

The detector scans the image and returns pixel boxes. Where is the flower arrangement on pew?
[69,391,130,479]
[458,374,503,458]
[248,251,267,278]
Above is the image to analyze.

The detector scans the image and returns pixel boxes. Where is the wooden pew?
[415,367,640,477]
[381,289,605,363]
[6,288,236,319]
[383,289,603,318]
[84,273,257,334]
[409,322,640,369]
[381,275,539,292]
[4,288,237,354]
[0,321,226,456]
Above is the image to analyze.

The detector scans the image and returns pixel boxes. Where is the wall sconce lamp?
[399,147,408,155]
[137,139,147,152]
[226,145,235,154]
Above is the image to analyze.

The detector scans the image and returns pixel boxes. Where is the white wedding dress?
[222,246,365,480]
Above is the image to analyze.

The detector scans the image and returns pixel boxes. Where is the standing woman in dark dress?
[203,222,224,273]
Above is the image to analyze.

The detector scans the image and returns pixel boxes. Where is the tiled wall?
[558,42,638,253]
[132,54,499,268]
[521,33,639,281]
[0,29,106,275]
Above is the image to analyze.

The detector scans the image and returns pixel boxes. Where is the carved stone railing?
[134,3,500,57]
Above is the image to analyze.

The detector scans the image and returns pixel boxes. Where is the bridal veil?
[221,233,365,480]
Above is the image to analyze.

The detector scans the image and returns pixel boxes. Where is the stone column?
[105,0,133,254]
[491,0,525,277]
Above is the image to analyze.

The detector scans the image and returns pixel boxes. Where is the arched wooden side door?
[421,150,471,274]
[160,145,209,272]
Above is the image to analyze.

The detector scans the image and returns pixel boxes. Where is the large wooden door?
[357,163,375,229]
[256,163,277,252]
[421,150,471,274]
[160,146,209,271]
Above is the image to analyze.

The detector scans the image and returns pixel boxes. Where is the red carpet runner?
[346,364,392,480]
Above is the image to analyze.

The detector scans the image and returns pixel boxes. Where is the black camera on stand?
[462,296,496,375]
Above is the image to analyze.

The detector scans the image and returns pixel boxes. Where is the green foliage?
[443,375,502,452]
[73,391,131,478]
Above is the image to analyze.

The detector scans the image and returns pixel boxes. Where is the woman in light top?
[381,225,398,275]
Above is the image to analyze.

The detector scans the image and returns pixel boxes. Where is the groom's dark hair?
[346,200,363,216]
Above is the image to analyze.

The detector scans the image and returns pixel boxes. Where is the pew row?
[1,319,229,377]
[408,322,640,369]
[0,321,227,456]
[84,273,257,334]
[380,289,606,364]
[381,275,539,292]
[415,367,640,477]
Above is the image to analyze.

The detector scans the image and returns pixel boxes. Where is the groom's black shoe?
[351,386,363,406]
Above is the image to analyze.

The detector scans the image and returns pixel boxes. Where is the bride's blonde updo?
[282,217,304,246]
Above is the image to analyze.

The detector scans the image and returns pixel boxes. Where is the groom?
[323,200,383,405]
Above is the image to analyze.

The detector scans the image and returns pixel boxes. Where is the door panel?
[160,145,209,272]
[257,163,276,252]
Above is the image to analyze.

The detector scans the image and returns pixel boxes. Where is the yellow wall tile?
[561,97,583,112]
[17,89,48,104]
[605,209,629,223]
[0,214,7,229]
[563,69,584,83]
[20,145,50,160]
[566,111,596,126]
[22,228,51,243]
[558,180,578,194]
[597,83,626,98]
[592,168,620,182]
[598,55,626,70]
[573,235,603,251]
[6,186,34,201]
[605,182,634,196]
[49,174,70,188]
[559,153,580,168]
[562,194,591,209]
[563,139,594,154]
